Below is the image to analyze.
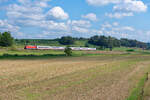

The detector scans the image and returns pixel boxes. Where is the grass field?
[0,51,150,100]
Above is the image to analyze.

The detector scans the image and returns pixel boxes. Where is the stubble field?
[0,54,150,100]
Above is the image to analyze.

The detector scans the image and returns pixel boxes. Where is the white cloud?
[121,26,135,31]
[47,6,69,20]
[17,20,70,32]
[72,26,89,33]
[1,0,148,41]
[0,19,22,38]
[98,22,144,41]
[41,21,69,31]
[0,19,20,32]
[113,22,119,26]
[86,0,147,12]
[41,20,91,34]
[101,22,112,28]
[99,22,150,42]
[35,1,49,8]
[82,13,97,21]
[86,0,121,6]
[101,22,135,32]
[113,0,147,13]
[6,0,52,22]
[146,31,150,36]
[86,0,147,18]
[2,0,71,38]
[18,0,30,4]
[8,4,39,13]
[7,11,45,21]
[5,0,69,34]
[17,0,50,8]
[106,12,134,18]
[7,4,44,21]
[71,20,91,28]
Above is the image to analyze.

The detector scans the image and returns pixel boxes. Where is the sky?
[0,0,150,42]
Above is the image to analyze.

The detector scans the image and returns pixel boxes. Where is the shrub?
[64,46,72,56]
[126,49,135,52]
[14,54,19,56]
[3,53,11,57]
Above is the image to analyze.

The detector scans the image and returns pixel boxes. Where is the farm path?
[143,74,150,100]
[79,61,150,100]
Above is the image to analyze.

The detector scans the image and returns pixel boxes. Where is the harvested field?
[0,55,150,100]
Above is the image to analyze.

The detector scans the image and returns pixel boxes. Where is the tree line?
[88,35,147,50]
[56,36,148,50]
[15,35,148,50]
[88,36,120,50]
[0,31,148,50]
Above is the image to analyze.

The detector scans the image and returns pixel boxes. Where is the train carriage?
[24,45,96,51]
[37,46,53,50]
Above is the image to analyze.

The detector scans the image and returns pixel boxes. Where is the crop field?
[0,53,150,100]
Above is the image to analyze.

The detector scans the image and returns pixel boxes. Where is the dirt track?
[82,62,150,100]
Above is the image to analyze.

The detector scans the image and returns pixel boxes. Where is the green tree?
[85,42,89,47]
[98,36,108,49]
[59,36,75,45]
[64,46,72,56]
[107,37,114,51]
[0,31,14,47]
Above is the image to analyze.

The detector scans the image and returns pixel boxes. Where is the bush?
[126,49,135,52]
[3,53,11,57]
[64,46,72,56]
[14,54,19,56]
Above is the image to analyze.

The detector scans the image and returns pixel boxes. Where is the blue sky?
[0,0,150,42]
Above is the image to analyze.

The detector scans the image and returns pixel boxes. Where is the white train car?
[87,48,97,51]
[70,47,96,51]
[37,46,53,50]
[25,45,96,51]
[70,47,80,51]
[37,46,65,50]
[51,46,65,50]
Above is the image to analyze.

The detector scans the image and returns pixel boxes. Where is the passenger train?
[24,45,96,51]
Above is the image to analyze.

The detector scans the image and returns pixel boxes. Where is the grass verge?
[126,73,148,100]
